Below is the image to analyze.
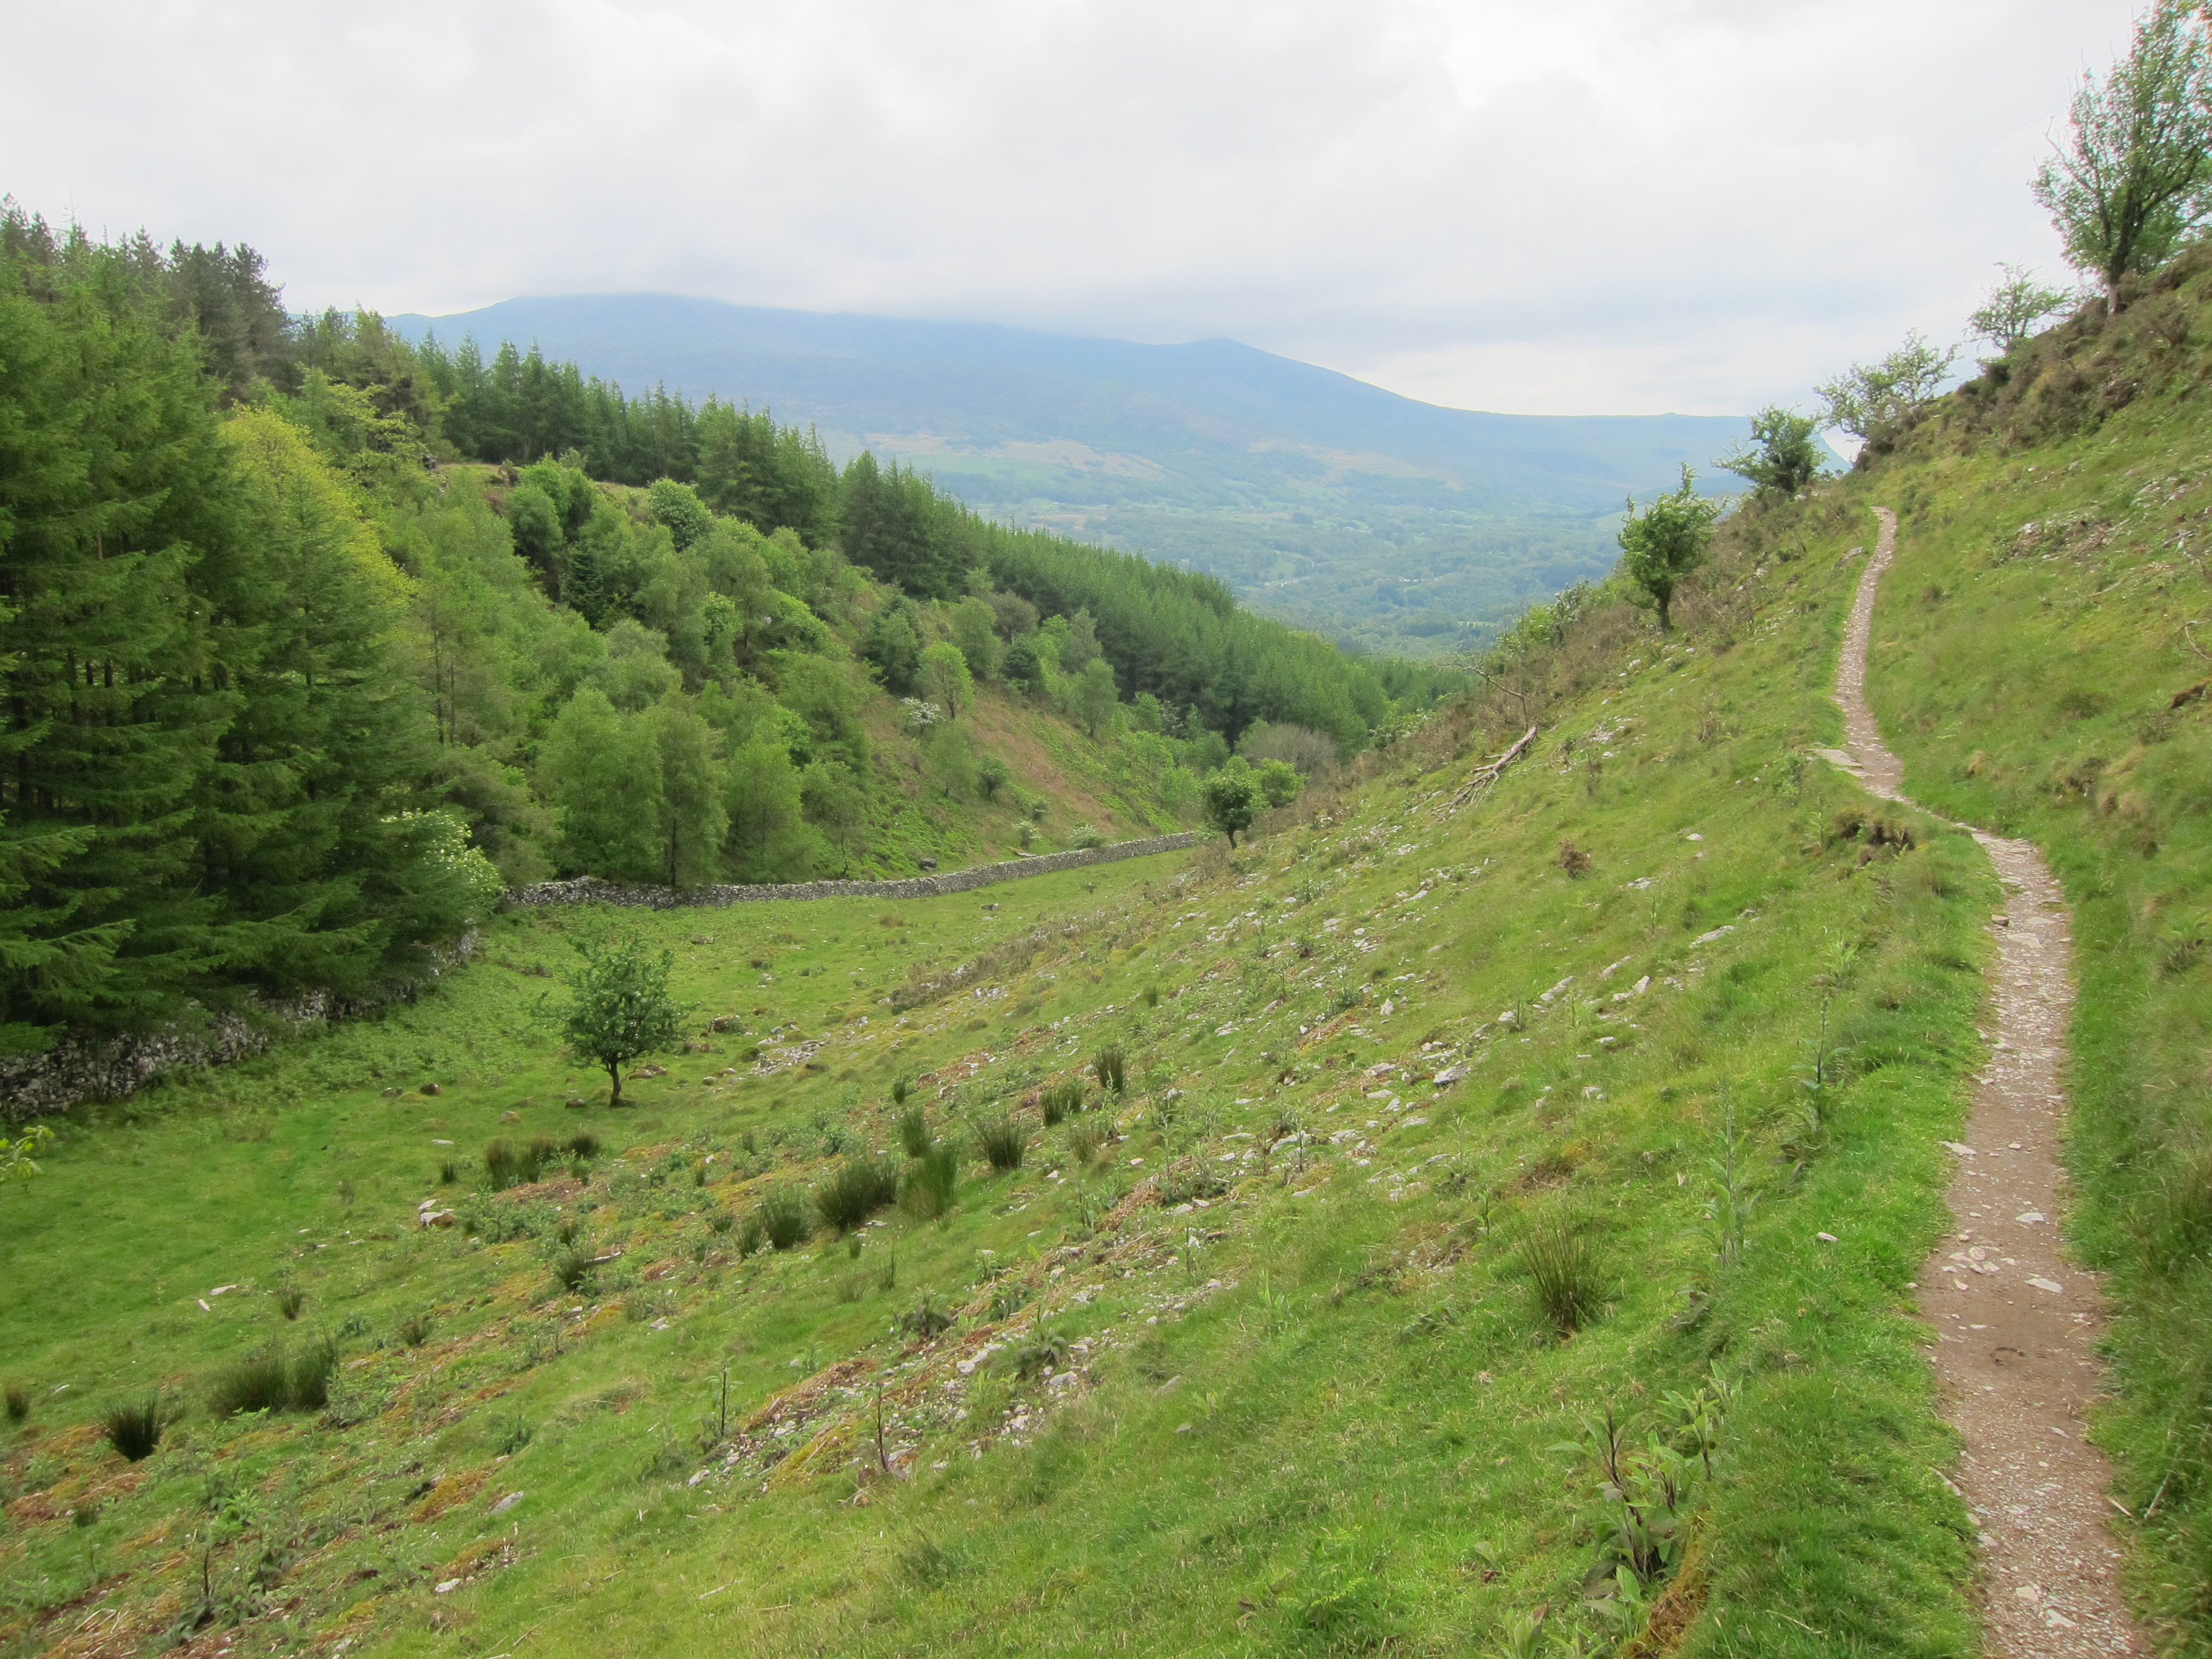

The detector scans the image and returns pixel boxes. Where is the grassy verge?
[1,517,1992,1656]
[1741,269,2212,1654]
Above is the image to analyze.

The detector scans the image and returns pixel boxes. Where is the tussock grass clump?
[901,1145,959,1220]
[1039,1080,1084,1126]
[484,1135,563,1191]
[395,1312,435,1349]
[897,1531,961,1587]
[1516,1221,1606,1336]
[484,1138,523,1190]
[551,1244,595,1293]
[275,1287,307,1321]
[975,1114,1027,1171]
[815,1159,900,1233]
[4,1382,29,1425]
[896,1104,930,1157]
[210,1340,337,1416]
[1093,1044,1126,1094]
[895,1289,954,1339]
[100,1396,166,1462]
[759,1187,814,1252]
[1066,1121,1105,1165]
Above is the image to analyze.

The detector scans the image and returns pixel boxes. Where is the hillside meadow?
[2,489,2000,1658]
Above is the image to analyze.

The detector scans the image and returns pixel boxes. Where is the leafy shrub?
[1040,1081,1084,1126]
[759,1188,814,1252]
[1093,1044,1127,1094]
[1517,1221,1605,1335]
[210,1340,337,1416]
[275,1287,306,1321]
[902,1145,959,1220]
[975,1114,1027,1171]
[1068,823,1107,850]
[101,1396,166,1462]
[896,1104,930,1158]
[987,1282,1031,1322]
[4,1382,28,1424]
[816,1159,900,1233]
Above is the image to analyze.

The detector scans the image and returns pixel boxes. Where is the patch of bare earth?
[1827,506,2143,1656]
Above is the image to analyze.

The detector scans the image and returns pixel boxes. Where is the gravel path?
[1824,506,2143,1655]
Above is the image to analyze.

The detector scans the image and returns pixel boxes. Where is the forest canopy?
[0,201,1447,1056]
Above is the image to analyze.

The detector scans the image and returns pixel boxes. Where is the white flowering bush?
[384,810,504,922]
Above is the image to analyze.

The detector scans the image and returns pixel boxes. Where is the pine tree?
[0,245,240,1034]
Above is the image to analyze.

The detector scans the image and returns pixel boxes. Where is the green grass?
[0,539,1999,1655]
[1732,253,2212,1655]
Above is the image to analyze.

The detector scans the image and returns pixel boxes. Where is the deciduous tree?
[551,933,689,1105]
[1617,466,1722,634]
[2033,1,2212,303]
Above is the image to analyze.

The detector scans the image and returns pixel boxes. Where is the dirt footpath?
[1826,506,2143,1657]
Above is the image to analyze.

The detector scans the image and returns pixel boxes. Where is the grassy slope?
[1750,256,2212,1655]
[2,507,1998,1657]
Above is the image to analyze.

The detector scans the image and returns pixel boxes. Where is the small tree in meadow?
[1618,465,1723,634]
[1202,768,1259,846]
[552,934,691,1105]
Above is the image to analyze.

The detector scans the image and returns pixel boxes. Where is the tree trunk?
[607,1057,624,1104]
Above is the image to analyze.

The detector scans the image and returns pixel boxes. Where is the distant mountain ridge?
[389,293,1758,655]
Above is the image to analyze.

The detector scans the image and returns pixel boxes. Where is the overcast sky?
[4,0,2138,417]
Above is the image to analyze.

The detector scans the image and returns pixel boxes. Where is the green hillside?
[0,206,1449,1065]
[387,293,1760,661]
[15,169,2212,1659]
[2,454,2006,1654]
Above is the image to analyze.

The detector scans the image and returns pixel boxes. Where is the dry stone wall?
[504,833,1203,911]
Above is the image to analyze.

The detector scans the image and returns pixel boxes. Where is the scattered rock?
[2027,1276,2065,1294]
[419,1082,441,1097]
[490,1491,523,1513]
[1432,1065,1468,1085]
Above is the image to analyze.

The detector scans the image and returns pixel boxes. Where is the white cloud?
[4,0,2139,414]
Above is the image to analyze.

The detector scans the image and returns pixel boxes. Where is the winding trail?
[1826,507,2142,1655]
